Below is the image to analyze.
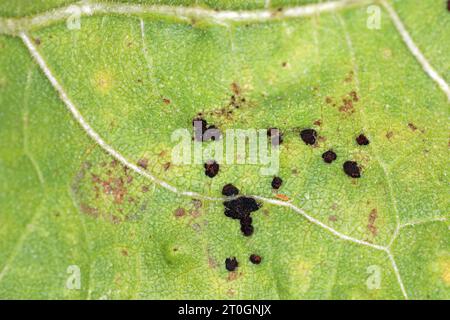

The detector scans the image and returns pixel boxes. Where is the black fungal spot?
[343,161,361,178]
[225,257,238,271]
[447,0,450,11]
[356,134,370,145]
[240,215,253,226]
[300,129,317,145]
[193,117,220,141]
[322,150,337,164]
[267,128,283,146]
[240,223,254,237]
[222,184,239,197]
[223,197,260,220]
[249,254,262,265]
[204,160,219,178]
[271,176,283,189]
[223,196,260,237]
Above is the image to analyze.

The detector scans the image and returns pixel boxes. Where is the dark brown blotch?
[222,184,239,197]
[249,254,262,265]
[322,150,337,164]
[356,134,370,146]
[225,257,238,271]
[343,161,361,178]
[204,160,219,178]
[271,176,283,189]
[300,129,317,145]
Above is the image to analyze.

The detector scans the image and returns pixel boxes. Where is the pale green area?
[0,0,449,299]
[392,0,450,82]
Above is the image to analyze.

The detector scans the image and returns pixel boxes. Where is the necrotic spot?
[300,129,317,145]
[249,254,262,264]
[271,177,283,189]
[222,184,239,196]
[343,161,361,178]
[356,134,370,145]
[322,150,337,164]
[225,257,238,271]
[204,160,219,178]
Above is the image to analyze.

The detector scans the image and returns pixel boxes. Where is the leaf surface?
[0,0,448,299]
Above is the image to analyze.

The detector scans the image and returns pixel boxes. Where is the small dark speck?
[33,38,41,45]
[408,123,418,131]
[322,150,337,164]
[204,160,219,178]
[137,158,148,170]
[343,161,361,178]
[300,129,317,145]
[249,254,262,265]
[271,176,283,189]
[225,257,238,271]
[222,184,239,197]
[356,134,370,145]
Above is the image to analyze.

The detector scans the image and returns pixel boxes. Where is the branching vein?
[0,0,372,35]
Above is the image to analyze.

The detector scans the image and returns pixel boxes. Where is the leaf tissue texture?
[0,0,448,299]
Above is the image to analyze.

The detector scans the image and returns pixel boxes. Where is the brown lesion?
[137,158,148,170]
[72,157,147,224]
[328,215,337,222]
[339,96,355,114]
[367,208,378,237]
[344,70,354,83]
[325,89,359,115]
[195,82,252,122]
[227,271,243,282]
[174,207,186,218]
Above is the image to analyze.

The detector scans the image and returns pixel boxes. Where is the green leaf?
[0,0,448,299]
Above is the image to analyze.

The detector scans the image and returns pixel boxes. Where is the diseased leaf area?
[0,0,449,299]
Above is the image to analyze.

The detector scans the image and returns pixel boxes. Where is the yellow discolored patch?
[382,48,392,59]
[439,259,450,285]
[290,260,313,293]
[92,70,114,94]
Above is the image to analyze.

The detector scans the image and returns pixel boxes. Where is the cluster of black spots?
[223,196,260,220]
[224,255,263,271]
[192,117,221,141]
[239,213,254,237]
[271,176,283,189]
[204,160,219,178]
[322,150,337,164]
[222,183,239,197]
[300,128,317,145]
[223,196,261,237]
[249,254,262,265]
[343,161,361,178]
[225,257,238,271]
[356,134,370,146]
[267,128,283,146]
